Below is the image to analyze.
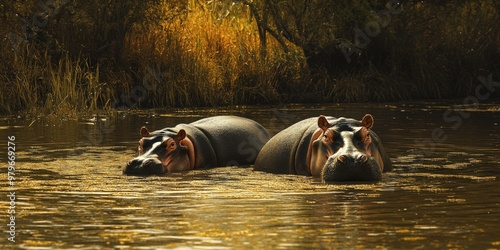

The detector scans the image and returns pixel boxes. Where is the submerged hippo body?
[124,116,271,175]
[254,115,392,182]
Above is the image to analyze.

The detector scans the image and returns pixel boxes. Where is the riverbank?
[1,1,499,115]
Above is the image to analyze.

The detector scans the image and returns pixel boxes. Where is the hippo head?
[309,114,384,182]
[123,129,194,175]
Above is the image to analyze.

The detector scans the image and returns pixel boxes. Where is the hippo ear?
[176,129,187,141]
[140,126,151,137]
[361,114,374,129]
[317,115,330,131]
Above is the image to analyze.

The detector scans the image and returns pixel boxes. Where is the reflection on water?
[0,102,499,249]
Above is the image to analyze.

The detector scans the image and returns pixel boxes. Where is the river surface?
[1,102,499,249]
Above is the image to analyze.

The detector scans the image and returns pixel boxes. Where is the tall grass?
[127,2,299,106]
[0,43,111,115]
[46,54,110,114]
[123,3,303,108]
[0,45,38,114]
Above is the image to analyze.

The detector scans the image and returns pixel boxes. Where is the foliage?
[244,0,499,99]
[0,0,499,114]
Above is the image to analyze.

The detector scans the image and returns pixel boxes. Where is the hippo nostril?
[337,155,368,164]
[360,155,368,162]
[338,155,346,162]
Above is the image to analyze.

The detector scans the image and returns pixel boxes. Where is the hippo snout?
[123,157,165,175]
[322,154,382,182]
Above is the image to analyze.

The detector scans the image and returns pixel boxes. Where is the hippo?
[253,114,392,182]
[124,116,270,175]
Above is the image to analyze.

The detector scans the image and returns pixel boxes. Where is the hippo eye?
[162,138,176,150]
[363,132,371,144]
[322,130,335,143]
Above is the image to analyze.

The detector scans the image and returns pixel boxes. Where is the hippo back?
[192,116,270,167]
[254,117,326,174]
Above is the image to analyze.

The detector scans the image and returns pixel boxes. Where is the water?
[1,102,499,249]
